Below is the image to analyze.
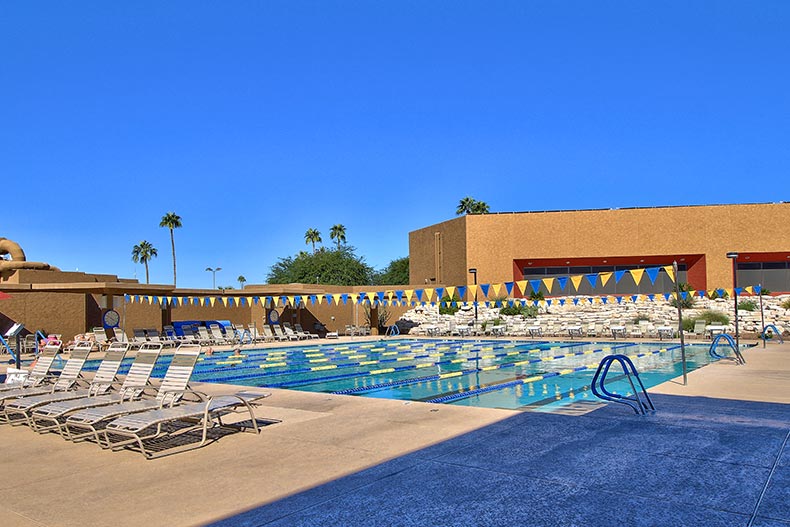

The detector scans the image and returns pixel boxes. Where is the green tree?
[456,197,490,215]
[456,196,476,215]
[267,246,374,286]
[159,212,182,286]
[329,224,347,249]
[374,257,409,285]
[237,275,247,289]
[131,240,158,284]
[304,228,322,254]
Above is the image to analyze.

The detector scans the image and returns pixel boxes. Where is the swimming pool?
[84,338,722,412]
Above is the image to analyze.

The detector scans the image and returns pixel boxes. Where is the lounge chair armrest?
[158,388,207,407]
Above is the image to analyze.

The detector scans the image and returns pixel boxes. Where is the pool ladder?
[591,355,655,415]
[709,334,746,365]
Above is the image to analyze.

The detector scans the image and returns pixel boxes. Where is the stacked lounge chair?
[1,342,62,392]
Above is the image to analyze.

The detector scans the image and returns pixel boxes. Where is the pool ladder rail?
[709,334,746,365]
[591,354,655,415]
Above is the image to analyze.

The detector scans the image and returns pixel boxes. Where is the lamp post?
[468,268,478,322]
[758,283,766,349]
[673,261,687,385]
[205,267,222,289]
[726,252,739,352]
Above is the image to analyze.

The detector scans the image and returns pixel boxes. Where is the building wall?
[409,203,790,291]
[0,292,87,338]
[409,216,467,287]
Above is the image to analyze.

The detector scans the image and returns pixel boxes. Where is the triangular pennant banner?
[479,284,490,297]
[629,268,645,285]
[663,265,675,282]
[556,277,568,290]
[541,278,555,293]
[645,267,660,285]
[599,272,612,287]
[491,283,502,298]
[585,274,598,288]
[516,280,527,295]
[614,270,627,283]
[504,282,514,295]
[570,275,583,291]
[529,279,542,293]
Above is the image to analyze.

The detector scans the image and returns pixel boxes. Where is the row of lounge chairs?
[1,342,273,458]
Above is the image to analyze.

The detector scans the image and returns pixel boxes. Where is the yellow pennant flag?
[445,286,455,300]
[209,297,216,307]
[629,268,645,285]
[663,265,675,282]
[599,272,613,288]
[491,283,502,298]
[287,296,295,306]
[220,297,228,306]
[331,294,341,305]
[317,295,323,305]
[516,281,527,295]
[145,296,152,304]
[725,289,733,297]
[744,286,753,294]
[404,290,414,303]
[541,277,555,293]
[247,296,254,306]
[467,284,478,299]
[423,288,434,302]
[570,275,583,291]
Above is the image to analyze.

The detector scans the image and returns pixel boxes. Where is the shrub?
[669,282,696,309]
[682,310,730,332]
[527,290,545,301]
[499,303,539,318]
[781,299,790,310]
[738,299,758,312]
[632,314,650,323]
[439,295,460,315]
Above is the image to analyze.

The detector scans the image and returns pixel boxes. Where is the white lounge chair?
[103,390,273,458]
[64,344,201,444]
[1,342,62,392]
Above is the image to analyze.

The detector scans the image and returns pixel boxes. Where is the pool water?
[84,338,723,412]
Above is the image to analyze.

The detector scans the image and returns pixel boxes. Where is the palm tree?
[329,224,347,249]
[159,212,182,286]
[471,200,490,214]
[131,241,158,284]
[456,197,477,215]
[304,228,322,253]
[237,275,247,289]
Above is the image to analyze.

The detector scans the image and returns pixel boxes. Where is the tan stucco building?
[409,202,790,295]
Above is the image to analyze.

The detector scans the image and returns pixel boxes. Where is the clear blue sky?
[2,1,788,288]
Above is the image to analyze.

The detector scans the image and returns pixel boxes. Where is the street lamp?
[205,267,222,289]
[726,252,739,352]
[468,268,478,322]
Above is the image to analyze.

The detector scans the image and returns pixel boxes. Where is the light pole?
[205,267,222,289]
[758,283,766,349]
[673,261,687,385]
[726,252,739,352]
[468,268,478,323]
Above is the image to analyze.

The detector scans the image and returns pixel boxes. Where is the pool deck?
[1,339,788,526]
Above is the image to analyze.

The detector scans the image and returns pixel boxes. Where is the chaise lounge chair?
[0,342,62,392]
[63,344,201,443]
[0,342,92,421]
[30,343,163,436]
[102,390,273,458]
[3,342,129,427]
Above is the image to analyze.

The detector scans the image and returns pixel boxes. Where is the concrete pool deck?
[1,341,788,526]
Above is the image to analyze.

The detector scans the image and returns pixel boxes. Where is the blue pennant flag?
[734,287,743,295]
[546,299,552,307]
[508,299,514,307]
[529,279,542,293]
[614,270,627,283]
[556,277,568,290]
[616,296,623,304]
[601,297,608,304]
[532,300,539,307]
[377,292,385,302]
[520,299,527,306]
[456,286,467,299]
[631,295,638,303]
[480,284,490,297]
[451,301,457,307]
[341,294,349,305]
[698,290,706,298]
[559,298,566,306]
[647,294,655,302]
[645,267,660,285]
[572,298,579,305]
[435,287,444,299]
[309,295,317,304]
[716,289,725,297]
[681,292,688,299]
[585,274,598,288]
[663,293,671,301]
[415,289,424,301]
[504,282,514,295]
[395,290,403,301]
[124,294,131,302]
[754,285,762,294]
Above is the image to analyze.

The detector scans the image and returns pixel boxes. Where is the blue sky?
[2,1,788,289]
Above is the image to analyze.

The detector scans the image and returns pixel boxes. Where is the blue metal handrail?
[709,334,745,364]
[591,354,655,415]
[385,324,400,336]
[760,324,784,344]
